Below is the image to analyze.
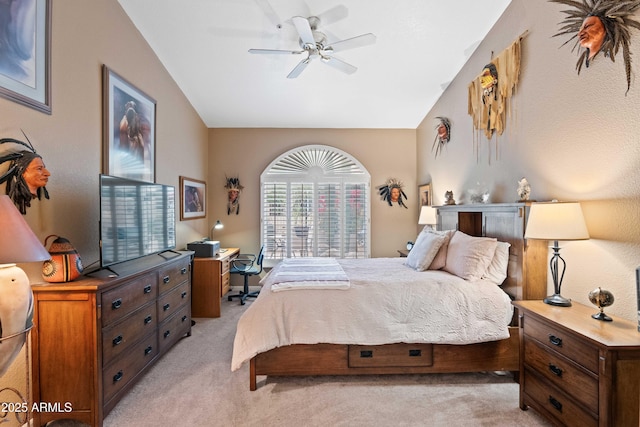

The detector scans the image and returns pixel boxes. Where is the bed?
[233,204,548,390]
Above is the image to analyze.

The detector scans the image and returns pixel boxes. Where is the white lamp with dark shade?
[524,201,589,307]
[418,206,437,228]
[0,195,51,376]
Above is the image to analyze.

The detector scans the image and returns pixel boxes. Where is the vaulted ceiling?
[118,0,512,129]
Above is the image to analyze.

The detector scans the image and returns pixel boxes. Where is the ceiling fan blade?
[249,48,304,55]
[321,56,357,75]
[287,57,312,79]
[325,33,376,53]
[292,16,315,47]
[316,5,348,26]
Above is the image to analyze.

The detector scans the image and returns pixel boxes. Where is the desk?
[191,248,239,317]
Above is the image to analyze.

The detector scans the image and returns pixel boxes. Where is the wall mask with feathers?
[432,117,451,157]
[377,178,408,208]
[0,134,50,214]
[224,176,243,215]
[550,0,640,94]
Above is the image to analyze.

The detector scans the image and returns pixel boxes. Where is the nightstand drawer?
[524,315,599,373]
[524,368,597,427]
[524,336,598,409]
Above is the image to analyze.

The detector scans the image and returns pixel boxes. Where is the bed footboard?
[248,326,519,390]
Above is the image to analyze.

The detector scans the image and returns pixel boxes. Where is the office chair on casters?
[228,246,264,305]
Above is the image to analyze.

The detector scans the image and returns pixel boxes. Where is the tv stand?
[30,251,194,426]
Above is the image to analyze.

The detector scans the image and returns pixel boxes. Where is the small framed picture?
[0,0,52,114]
[103,65,156,183]
[419,183,432,207]
[180,176,206,220]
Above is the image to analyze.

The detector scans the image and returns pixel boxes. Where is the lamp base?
[544,293,572,307]
[591,311,612,321]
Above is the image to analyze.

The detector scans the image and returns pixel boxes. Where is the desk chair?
[228,246,264,305]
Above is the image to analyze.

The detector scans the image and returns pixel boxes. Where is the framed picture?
[103,65,156,183]
[180,176,206,220]
[419,183,432,207]
[0,0,51,114]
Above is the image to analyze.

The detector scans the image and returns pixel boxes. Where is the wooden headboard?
[436,202,548,302]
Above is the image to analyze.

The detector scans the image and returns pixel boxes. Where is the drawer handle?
[163,330,171,338]
[163,275,170,284]
[113,371,123,383]
[181,267,187,275]
[181,315,188,322]
[548,363,563,377]
[360,350,373,358]
[409,349,422,357]
[112,335,123,346]
[144,285,152,294]
[144,346,153,355]
[548,396,563,413]
[548,334,563,347]
[112,299,122,310]
[181,291,187,299]
[144,315,152,325]
[163,303,170,311]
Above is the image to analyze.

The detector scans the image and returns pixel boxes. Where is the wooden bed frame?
[247,203,548,390]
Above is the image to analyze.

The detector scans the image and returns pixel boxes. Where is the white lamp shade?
[0,195,50,263]
[418,206,437,225]
[525,201,589,241]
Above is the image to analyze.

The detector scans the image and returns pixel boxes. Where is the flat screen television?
[99,174,176,268]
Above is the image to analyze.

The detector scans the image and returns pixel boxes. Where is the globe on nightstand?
[588,287,614,321]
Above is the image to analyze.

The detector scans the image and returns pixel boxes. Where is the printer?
[187,240,220,258]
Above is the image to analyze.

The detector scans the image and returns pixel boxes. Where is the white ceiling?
[118,0,512,129]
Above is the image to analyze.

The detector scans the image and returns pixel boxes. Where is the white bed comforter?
[231,257,513,371]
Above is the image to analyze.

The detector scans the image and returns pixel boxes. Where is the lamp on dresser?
[0,195,50,425]
[524,201,589,307]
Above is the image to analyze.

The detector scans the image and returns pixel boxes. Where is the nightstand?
[513,300,640,426]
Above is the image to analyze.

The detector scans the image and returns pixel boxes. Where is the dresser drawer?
[524,367,597,427]
[524,315,599,373]
[158,259,190,294]
[102,273,158,326]
[102,302,158,365]
[103,333,158,403]
[524,336,598,409]
[157,280,190,323]
[221,256,231,275]
[221,271,230,295]
[158,304,191,353]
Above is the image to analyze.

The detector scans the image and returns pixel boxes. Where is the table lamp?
[418,206,437,229]
[524,201,589,306]
[210,219,223,240]
[0,195,51,376]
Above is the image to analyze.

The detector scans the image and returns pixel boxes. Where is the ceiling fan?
[248,12,376,79]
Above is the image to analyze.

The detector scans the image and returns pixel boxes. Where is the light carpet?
[104,291,551,427]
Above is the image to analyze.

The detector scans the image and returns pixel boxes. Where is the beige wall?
[0,0,207,404]
[418,0,640,321]
[208,128,418,268]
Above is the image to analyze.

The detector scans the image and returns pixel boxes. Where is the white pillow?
[482,241,511,285]
[443,231,498,281]
[428,229,455,270]
[405,231,446,271]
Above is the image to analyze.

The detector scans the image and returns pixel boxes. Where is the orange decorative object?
[42,235,83,282]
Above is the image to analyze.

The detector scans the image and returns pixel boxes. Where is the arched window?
[261,145,370,262]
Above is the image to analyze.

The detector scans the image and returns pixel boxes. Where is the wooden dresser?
[30,251,193,427]
[514,300,640,426]
[436,203,548,302]
[191,248,239,317]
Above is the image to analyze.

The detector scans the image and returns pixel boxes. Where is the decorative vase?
[0,264,33,376]
[588,287,614,321]
[42,235,84,283]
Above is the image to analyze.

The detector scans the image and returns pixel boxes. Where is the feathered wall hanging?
[0,132,50,214]
[224,176,244,215]
[550,0,640,94]
[432,117,451,157]
[377,178,408,208]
